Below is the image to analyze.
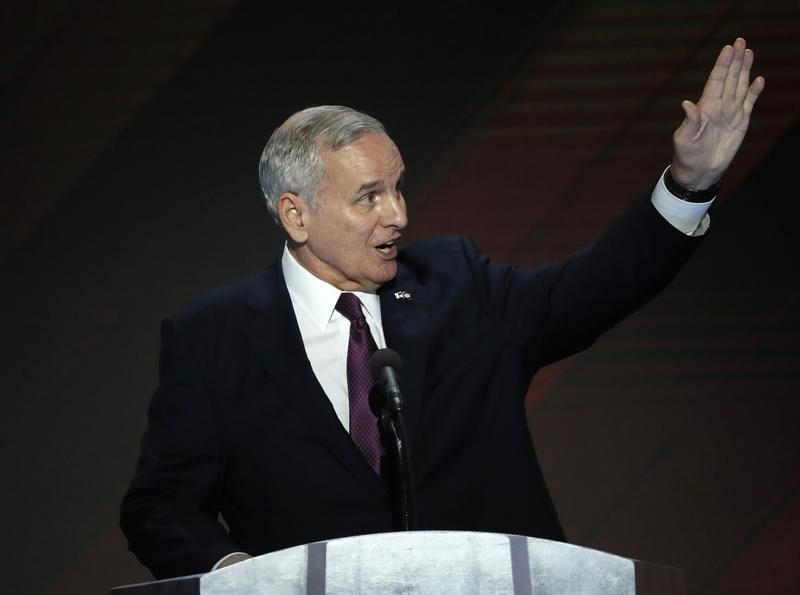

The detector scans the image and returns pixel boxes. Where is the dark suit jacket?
[120,195,702,579]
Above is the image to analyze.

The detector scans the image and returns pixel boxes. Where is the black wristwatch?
[664,166,720,203]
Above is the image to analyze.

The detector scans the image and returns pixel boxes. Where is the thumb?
[674,100,705,145]
[679,100,701,130]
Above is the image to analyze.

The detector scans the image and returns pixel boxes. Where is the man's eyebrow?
[356,180,382,194]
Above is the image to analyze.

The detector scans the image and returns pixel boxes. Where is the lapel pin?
[394,291,412,300]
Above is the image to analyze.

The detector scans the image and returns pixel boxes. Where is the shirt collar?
[281,244,383,330]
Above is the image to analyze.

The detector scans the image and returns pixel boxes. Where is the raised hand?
[671,37,765,190]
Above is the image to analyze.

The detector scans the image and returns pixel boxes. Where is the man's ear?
[278,192,310,243]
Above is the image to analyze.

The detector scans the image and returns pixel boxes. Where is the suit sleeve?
[473,192,705,368]
[120,316,239,579]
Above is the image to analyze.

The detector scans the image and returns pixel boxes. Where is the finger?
[736,48,754,103]
[722,38,746,99]
[743,76,765,115]
[702,44,733,100]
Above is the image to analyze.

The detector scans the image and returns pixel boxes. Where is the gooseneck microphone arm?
[369,348,416,531]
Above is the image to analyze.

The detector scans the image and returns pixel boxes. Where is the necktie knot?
[335,292,366,324]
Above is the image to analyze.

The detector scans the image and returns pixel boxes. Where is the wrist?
[664,166,720,203]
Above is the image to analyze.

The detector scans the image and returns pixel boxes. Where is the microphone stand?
[380,400,416,531]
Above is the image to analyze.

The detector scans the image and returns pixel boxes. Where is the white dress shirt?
[281,247,387,432]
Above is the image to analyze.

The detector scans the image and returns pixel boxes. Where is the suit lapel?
[243,262,386,495]
[378,263,429,452]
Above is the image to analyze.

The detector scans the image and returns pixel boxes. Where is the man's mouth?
[375,240,396,254]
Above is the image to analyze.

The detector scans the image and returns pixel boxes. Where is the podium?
[111,531,684,594]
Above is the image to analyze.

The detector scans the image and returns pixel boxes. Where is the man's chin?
[370,263,398,290]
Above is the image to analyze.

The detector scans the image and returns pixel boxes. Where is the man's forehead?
[322,133,404,180]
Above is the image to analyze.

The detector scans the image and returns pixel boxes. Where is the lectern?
[111,531,684,594]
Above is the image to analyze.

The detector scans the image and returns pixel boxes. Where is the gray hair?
[258,105,387,225]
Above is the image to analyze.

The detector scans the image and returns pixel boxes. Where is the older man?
[121,39,763,579]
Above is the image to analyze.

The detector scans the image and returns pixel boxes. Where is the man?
[121,39,763,579]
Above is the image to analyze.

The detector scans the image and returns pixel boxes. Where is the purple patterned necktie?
[336,292,383,474]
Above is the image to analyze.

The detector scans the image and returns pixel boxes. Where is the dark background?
[2,2,799,594]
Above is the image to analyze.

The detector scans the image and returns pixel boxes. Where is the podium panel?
[112,531,684,595]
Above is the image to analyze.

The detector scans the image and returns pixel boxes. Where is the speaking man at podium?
[121,39,763,579]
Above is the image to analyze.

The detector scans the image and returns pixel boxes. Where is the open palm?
[671,38,765,190]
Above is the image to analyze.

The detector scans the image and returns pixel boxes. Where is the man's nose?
[382,194,408,229]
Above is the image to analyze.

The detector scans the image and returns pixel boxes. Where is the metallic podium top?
[112,530,684,595]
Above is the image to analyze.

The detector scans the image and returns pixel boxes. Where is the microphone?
[369,348,415,531]
[369,348,403,413]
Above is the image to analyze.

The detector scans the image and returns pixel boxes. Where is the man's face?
[295,132,408,292]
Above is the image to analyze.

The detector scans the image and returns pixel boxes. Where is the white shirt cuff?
[651,166,714,236]
[211,551,249,571]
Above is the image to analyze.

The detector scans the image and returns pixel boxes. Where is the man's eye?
[358,192,377,205]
